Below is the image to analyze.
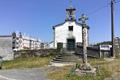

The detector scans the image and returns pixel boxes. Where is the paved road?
[0,68,49,80]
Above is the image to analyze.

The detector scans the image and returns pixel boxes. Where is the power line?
[87,3,110,16]
[115,0,120,3]
[87,0,120,16]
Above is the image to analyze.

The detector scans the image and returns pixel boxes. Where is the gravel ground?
[0,67,50,80]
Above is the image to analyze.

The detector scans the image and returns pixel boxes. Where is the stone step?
[51,54,80,63]
[51,49,81,63]
[52,59,62,63]
[51,59,69,63]
[52,58,63,61]
[56,54,63,57]
[55,57,63,59]
[64,51,75,54]
[54,55,63,57]
[51,59,79,63]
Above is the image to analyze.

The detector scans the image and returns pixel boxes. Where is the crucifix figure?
[66,0,76,21]
[79,14,88,25]
[79,14,88,65]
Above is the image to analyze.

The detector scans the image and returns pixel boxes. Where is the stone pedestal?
[75,63,96,75]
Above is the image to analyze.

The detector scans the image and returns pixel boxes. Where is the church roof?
[53,20,90,29]
[53,20,84,29]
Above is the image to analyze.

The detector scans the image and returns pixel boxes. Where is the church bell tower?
[66,0,76,21]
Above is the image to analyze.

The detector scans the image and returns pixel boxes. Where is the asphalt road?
[0,68,49,80]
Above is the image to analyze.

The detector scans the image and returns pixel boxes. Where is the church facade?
[53,21,83,49]
[53,6,88,50]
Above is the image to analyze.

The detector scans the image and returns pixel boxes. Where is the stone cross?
[79,14,88,64]
[79,14,88,25]
[75,14,96,75]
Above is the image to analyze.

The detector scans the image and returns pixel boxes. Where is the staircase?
[51,48,80,63]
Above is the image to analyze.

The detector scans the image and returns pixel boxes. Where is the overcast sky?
[0,0,120,43]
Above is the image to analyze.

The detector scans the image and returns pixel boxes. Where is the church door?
[67,38,75,50]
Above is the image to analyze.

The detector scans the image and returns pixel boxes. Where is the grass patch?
[115,55,120,59]
[65,66,111,80]
[48,66,111,80]
[48,59,114,80]
[48,66,71,80]
[2,56,52,69]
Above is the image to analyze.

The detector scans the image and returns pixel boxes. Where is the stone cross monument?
[75,14,96,75]
[79,14,88,65]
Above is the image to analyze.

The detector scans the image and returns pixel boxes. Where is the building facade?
[0,32,42,60]
[99,45,112,58]
[12,32,41,50]
[53,6,89,50]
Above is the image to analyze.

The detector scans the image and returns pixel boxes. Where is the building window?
[68,26,73,31]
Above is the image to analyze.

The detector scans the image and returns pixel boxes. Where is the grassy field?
[2,56,120,80]
[2,56,52,69]
[48,58,120,80]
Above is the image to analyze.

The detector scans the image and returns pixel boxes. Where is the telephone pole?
[111,0,115,57]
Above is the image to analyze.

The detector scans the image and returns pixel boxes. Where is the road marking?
[0,75,16,80]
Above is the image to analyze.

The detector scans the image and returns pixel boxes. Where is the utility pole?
[111,0,115,57]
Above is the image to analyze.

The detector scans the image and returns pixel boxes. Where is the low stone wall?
[76,46,100,58]
[14,49,58,58]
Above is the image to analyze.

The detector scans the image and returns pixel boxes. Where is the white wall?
[54,21,82,48]
[16,35,41,50]
[0,36,14,60]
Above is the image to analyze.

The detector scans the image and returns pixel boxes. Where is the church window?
[69,26,73,31]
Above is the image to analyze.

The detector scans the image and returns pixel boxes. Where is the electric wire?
[87,0,120,16]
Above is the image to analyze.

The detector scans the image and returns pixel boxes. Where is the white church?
[52,6,89,50]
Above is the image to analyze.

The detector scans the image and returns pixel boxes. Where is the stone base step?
[50,62,75,67]
[51,52,81,63]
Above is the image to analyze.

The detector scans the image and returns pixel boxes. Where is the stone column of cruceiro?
[79,14,89,65]
[75,14,96,75]
[82,24,88,65]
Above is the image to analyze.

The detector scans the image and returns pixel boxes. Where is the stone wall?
[14,49,58,58]
[76,45,111,58]
[76,46,100,58]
